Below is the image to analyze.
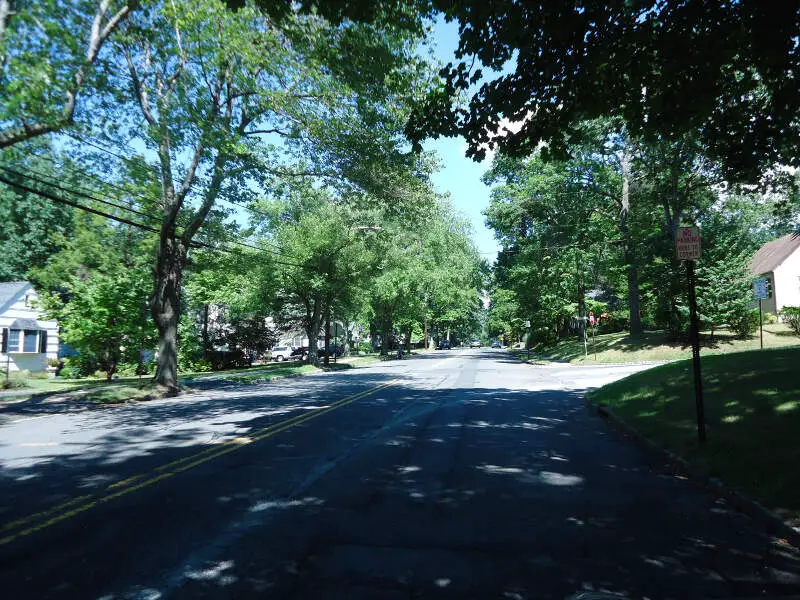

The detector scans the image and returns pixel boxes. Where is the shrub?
[728,307,760,338]
[534,327,557,346]
[192,359,213,372]
[1,375,27,389]
[780,306,800,335]
[597,313,627,334]
[763,312,778,325]
[58,359,83,379]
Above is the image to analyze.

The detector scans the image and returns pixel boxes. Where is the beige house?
[0,282,59,373]
[750,233,800,314]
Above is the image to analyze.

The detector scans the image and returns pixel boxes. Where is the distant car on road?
[437,340,451,350]
[270,346,294,362]
[470,339,481,348]
[491,340,501,349]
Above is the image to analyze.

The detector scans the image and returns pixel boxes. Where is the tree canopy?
[407,1,800,182]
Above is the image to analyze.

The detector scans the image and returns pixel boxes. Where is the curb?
[586,397,800,550]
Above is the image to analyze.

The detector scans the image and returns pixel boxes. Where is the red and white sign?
[589,312,595,326]
[676,226,701,261]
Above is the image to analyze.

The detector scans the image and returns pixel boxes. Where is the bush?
[57,365,81,379]
[1,375,27,389]
[115,361,155,377]
[192,359,213,373]
[780,306,800,335]
[728,307,760,338]
[763,312,779,325]
[534,327,557,346]
[358,341,373,354]
[597,313,627,334]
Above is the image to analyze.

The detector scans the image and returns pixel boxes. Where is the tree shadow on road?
[0,377,798,600]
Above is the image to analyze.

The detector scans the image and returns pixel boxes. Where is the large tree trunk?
[324,304,331,366]
[619,148,642,336]
[151,236,186,395]
[201,304,210,358]
[404,327,412,352]
[305,295,323,365]
[380,314,392,355]
[576,255,586,345]
[626,255,642,335]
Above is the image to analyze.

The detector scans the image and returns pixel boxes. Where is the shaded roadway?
[0,350,799,599]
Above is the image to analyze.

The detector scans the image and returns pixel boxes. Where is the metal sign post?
[676,226,706,444]
[753,277,769,350]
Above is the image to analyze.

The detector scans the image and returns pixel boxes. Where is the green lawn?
[527,323,800,364]
[0,353,386,403]
[588,347,800,521]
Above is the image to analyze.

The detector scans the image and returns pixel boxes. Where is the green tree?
[265,198,373,365]
[407,0,800,183]
[0,151,73,282]
[43,264,153,379]
[100,0,430,391]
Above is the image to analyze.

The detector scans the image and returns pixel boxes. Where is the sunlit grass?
[589,347,800,517]
[528,324,799,364]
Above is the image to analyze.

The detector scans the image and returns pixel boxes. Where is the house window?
[1,329,46,354]
[7,329,20,353]
[23,330,38,353]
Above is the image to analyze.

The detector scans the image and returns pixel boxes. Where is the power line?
[4,162,298,261]
[24,151,158,209]
[55,135,292,256]
[0,172,161,235]
[0,171,306,268]
[0,165,157,223]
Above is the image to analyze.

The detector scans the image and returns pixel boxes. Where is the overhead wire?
[0,170,307,268]
[52,134,292,255]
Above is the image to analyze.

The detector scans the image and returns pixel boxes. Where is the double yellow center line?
[0,379,398,546]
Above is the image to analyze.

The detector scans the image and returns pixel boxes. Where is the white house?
[0,282,59,373]
[750,233,800,314]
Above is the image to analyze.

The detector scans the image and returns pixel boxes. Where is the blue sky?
[422,18,501,263]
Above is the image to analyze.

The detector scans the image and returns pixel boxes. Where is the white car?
[470,340,481,348]
[270,346,294,362]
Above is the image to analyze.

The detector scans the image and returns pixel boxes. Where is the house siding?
[0,285,59,373]
[773,246,800,312]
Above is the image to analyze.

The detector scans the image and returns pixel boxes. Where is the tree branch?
[0,1,137,149]
[124,46,157,126]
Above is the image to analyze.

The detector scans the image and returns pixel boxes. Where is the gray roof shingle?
[750,233,800,275]
[0,281,29,310]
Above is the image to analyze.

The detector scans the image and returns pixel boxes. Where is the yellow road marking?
[0,380,398,546]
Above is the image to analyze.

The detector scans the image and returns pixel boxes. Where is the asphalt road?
[1,349,799,599]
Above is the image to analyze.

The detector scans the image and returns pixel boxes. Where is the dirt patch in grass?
[589,347,800,524]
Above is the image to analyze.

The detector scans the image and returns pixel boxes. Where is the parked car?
[291,346,309,360]
[491,340,501,349]
[270,346,294,362]
[318,344,344,358]
[437,340,451,350]
[470,339,481,348]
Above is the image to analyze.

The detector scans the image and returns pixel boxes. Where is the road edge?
[585,396,800,550]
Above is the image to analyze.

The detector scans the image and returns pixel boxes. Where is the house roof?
[9,318,41,330]
[0,281,30,311]
[750,233,800,275]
